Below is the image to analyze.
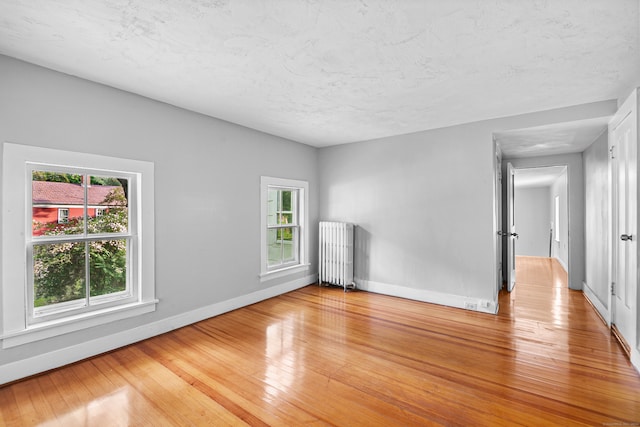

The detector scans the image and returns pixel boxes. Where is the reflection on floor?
[1,257,639,425]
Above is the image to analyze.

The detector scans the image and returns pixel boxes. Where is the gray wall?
[320,101,616,306]
[319,124,495,306]
[0,55,319,369]
[0,52,620,380]
[583,130,609,312]
[514,186,551,257]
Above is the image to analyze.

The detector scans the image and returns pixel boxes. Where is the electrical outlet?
[464,302,477,311]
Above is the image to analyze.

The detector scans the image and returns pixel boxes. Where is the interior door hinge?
[611,282,616,296]
[609,145,616,159]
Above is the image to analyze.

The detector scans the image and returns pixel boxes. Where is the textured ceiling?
[0,0,638,147]
[495,117,610,159]
[514,166,567,189]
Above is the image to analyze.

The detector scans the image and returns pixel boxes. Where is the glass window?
[57,208,69,224]
[29,168,133,322]
[260,177,309,280]
[2,143,156,349]
[267,187,299,268]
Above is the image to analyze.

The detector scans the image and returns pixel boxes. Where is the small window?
[95,208,106,217]
[260,176,309,281]
[267,187,299,268]
[57,208,69,224]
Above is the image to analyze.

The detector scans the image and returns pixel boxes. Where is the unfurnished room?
[0,1,639,425]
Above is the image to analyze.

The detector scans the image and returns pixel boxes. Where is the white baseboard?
[0,274,316,385]
[356,279,498,314]
[582,282,640,375]
[582,281,610,325]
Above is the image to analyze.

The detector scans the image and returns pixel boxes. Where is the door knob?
[621,234,633,241]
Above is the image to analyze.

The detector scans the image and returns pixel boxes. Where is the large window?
[260,176,309,280]
[30,168,132,323]
[2,143,156,348]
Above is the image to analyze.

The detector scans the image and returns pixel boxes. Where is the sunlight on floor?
[38,387,130,427]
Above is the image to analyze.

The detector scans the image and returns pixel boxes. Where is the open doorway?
[513,166,569,287]
[494,117,610,293]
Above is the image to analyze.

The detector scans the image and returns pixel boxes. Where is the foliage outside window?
[30,169,132,320]
[2,143,156,349]
[267,187,299,268]
[260,176,309,281]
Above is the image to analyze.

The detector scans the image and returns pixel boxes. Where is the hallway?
[503,255,570,323]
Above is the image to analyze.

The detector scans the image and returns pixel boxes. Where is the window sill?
[259,263,310,282]
[1,299,158,349]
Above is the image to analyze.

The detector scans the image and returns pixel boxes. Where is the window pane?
[33,242,86,307]
[267,228,282,266]
[281,190,292,212]
[279,190,297,225]
[281,227,296,262]
[280,213,293,224]
[88,176,128,235]
[267,188,278,226]
[90,239,127,297]
[32,171,85,237]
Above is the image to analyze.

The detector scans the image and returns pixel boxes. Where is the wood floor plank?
[1,255,639,426]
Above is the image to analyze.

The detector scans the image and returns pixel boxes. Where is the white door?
[610,90,638,351]
[506,162,517,292]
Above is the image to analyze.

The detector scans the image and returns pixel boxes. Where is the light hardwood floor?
[1,256,639,426]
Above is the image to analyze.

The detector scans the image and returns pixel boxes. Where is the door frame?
[494,144,503,294]
[506,162,517,291]
[500,157,577,290]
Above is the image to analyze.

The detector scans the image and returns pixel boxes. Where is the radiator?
[318,221,355,290]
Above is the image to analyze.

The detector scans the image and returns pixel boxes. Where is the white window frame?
[260,176,309,281]
[95,207,106,217]
[2,143,157,348]
[268,187,300,268]
[28,165,136,325]
[57,208,69,224]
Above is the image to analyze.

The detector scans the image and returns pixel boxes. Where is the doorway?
[511,166,569,289]
[501,163,570,291]
[494,117,610,293]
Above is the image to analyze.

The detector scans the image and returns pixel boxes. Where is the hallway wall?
[583,130,609,317]
[514,186,551,257]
